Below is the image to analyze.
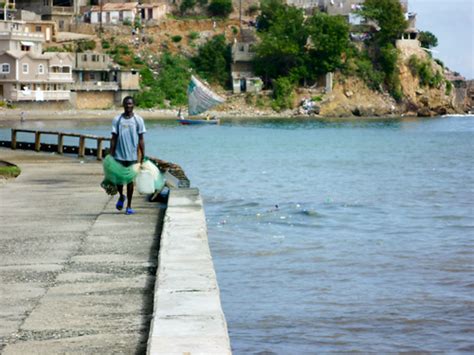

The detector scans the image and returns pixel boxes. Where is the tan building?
[0,20,74,102]
[231,29,262,94]
[71,51,139,109]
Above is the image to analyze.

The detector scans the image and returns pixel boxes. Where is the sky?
[409,0,474,79]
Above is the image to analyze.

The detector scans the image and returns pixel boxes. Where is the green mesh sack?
[102,155,138,186]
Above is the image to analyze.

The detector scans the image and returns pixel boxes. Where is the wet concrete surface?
[0,149,165,354]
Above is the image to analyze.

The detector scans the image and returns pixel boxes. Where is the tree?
[254,2,349,85]
[180,0,196,15]
[256,0,287,32]
[418,31,438,49]
[358,0,407,44]
[305,13,350,76]
[192,35,231,87]
[208,0,233,18]
[253,1,307,83]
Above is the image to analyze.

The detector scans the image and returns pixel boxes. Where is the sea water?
[1,116,473,353]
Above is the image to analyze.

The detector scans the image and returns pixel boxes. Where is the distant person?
[110,96,146,215]
[20,111,25,122]
[177,108,185,120]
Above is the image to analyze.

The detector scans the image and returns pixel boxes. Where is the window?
[22,64,29,74]
[21,45,31,51]
[38,64,44,74]
[35,26,42,32]
[1,63,10,73]
[62,66,71,73]
[82,54,87,61]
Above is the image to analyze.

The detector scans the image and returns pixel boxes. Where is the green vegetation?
[358,0,407,45]
[107,44,134,67]
[208,0,233,18]
[188,31,199,41]
[180,0,196,15]
[43,46,68,52]
[418,31,438,49]
[76,39,96,52]
[271,77,295,111]
[408,55,444,88]
[0,164,20,178]
[343,47,385,91]
[134,52,191,108]
[254,0,349,94]
[101,39,111,49]
[191,34,231,87]
[445,79,453,95]
[171,35,183,43]
[357,0,407,100]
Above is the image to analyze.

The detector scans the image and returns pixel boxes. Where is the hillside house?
[89,2,138,25]
[14,0,87,31]
[88,2,166,25]
[0,21,73,102]
[231,29,262,94]
[71,51,139,109]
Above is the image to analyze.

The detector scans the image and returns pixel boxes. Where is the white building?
[0,20,74,102]
[89,2,138,25]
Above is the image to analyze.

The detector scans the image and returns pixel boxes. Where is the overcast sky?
[409,0,474,79]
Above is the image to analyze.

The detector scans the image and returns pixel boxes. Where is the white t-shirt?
[111,113,146,162]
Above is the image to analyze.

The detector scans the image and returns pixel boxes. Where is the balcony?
[48,73,73,82]
[0,31,44,41]
[72,81,119,91]
[10,90,70,101]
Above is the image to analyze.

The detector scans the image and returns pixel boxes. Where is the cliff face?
[397,41,460,116]
[319,75,398,117]
[319,41,462,118]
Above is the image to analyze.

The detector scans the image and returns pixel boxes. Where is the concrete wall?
[147,188,231,354]
[73,91,115,109]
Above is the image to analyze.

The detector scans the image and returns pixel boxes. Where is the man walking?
[110,96,146,215]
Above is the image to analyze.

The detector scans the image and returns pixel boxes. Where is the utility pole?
[99,0,103,33]
[239,0,242,29]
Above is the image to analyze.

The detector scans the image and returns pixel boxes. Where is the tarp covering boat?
[187,75,225,116]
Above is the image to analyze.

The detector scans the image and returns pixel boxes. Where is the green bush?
[101,40,110,49]
[134,52,192,109]
[180,0,196,14]
[192,34,231,87]
[354,55,384,91]
[408,55,444,88]
[133,55,144,65]
[171,35,182,43]
[134,17,142,30]
[76,40,96,52]
[434,58,444,68]
[208,0,233,18]
[445,79,453,95]
[188,31,199,41]
[43,46,67,52]
[271,77,295,111]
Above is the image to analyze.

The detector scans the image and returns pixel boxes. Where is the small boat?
[178,117,220,125]
[177,75,225,125]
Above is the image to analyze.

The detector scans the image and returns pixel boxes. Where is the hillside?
[59,12,464,117]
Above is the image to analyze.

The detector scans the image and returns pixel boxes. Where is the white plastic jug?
[136,169,155,194]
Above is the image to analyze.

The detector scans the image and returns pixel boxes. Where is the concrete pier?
[147,188,231,354]
[0,149,231,354]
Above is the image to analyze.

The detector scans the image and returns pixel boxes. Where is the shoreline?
[0,108,471,122]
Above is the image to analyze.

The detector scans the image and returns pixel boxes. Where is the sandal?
[125,207,135,215]
[116,196,126,211]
